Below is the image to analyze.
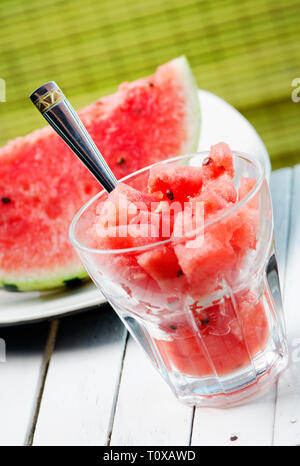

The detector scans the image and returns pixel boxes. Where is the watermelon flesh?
[155,293,269,377]
[202,141,234,181]
[137,246,188,294]
[174,232,236,299]
[89,142,271,377]
[0,56,200,291]
[148,164,203,203]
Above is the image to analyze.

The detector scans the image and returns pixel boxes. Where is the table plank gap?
[273,165,300,445]
[188,407,196,446]
[190,168,292,446]
[33,305,127,446]
[105,331,129,446]
[110,336,194,446]
[26,319,59,446]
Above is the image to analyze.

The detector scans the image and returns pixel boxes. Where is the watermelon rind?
[0,56,200,292]
[170,56,201,155]
[0,267,88,292]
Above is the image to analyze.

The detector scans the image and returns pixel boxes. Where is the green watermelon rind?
[170,56,201,155]
[1,56,200,293]
[0,267,88,292]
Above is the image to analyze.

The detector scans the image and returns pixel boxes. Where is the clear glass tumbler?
[69,152,288,407]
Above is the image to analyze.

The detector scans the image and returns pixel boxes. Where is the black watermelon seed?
[200,317,210,326]
[202,157,212,166]
[166,190,174,200]
[149,82,154,87]
[64,277,83,289]
[169,325,177,330]
[177,269,183,277]
[117,157,126,165]
[1,197,11,204]
[3,283,19,292]
[230,435,238,441]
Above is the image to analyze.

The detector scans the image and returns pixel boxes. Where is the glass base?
[165,338,288,408]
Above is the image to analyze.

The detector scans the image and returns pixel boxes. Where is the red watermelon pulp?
[0,56,200,291]
[88,142,269,378]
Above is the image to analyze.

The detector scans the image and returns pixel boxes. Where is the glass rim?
[69,150,265,255]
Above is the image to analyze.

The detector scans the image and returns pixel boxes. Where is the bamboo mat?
[0,0,299,169]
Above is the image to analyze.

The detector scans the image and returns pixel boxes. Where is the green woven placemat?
[0,0,299,169]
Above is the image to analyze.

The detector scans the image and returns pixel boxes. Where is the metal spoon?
[29,81,117,193]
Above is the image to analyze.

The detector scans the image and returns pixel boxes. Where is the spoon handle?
[30,81,117,193]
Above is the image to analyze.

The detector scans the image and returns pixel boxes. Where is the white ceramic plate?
[0,89,270,326]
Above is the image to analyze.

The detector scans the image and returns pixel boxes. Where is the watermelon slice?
[0,56,200,291]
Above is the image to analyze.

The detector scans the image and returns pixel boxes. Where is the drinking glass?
[69,152,288,407]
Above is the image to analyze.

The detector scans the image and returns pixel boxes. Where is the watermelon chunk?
[224,177,259,252]
[174,233,236,298]
[93,252,161,304]
[92,203,162,251]
[202,142,234,181]
[172,202,205,241]
[137,246,187,293]
[195,176,258,252]
[93,184,170,250]
[191,173,237,217]
[0,56,200,291]
[172,205,195,238]
[229,208,258,251]
[148,164,203,203]
[156,293,269,377]
[206,174,237,204]
[109,183,156,211]
[239,177,256,200]
[97,182,157,227]
[91,223,160,251]
[234,290,269,357]
[238,176,259,210]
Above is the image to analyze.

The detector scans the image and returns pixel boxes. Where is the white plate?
[0,89,270,326]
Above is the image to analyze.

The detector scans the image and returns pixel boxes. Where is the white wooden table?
[1,167,299,447]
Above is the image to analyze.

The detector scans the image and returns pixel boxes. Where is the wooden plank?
[192,390,276,446]
[110,336,193,446]
[191,168,292,446]
[33,305,126,446]
[0,320,49,446]
[273,165,300,445]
